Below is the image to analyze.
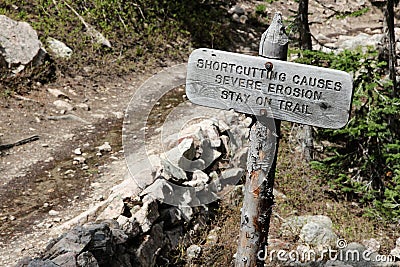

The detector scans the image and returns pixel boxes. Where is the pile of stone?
[15,112,251,267]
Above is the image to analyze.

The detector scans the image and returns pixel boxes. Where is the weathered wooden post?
[185,11,353,267]
[235,12,287,267]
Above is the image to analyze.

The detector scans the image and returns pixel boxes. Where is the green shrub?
[292,48,400,222]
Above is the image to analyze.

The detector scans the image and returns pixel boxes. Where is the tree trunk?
[298,0,312,50]
[235,13,288,267]
[297,0,313,162]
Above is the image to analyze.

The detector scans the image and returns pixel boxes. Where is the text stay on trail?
[186,48,353,129]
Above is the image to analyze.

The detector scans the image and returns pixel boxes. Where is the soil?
[0,0,398,266]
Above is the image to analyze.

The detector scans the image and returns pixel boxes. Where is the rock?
[336,33,385,51]
[73,156,86,164]
[219,168,244,187]
[159,207,183,227]
[80,223,115,265]
[47,88,70,100]
[200,138,222,167]
[96,196,125,221]
[135,223,165,267]
[206,227,220,245]
[281,215,333,238]
[0,15,46,69]
[76,103,90,111]
[299,221,338,249]
[178,205,193,222]
[44,226,93,259]
[183,170,209,188]
[180,120,218,147]
[186,244,201,260]
[53,100,74,111]
[362,238,381,253]
[161,138,196,179]
[132,197,159,233]
[229,5,245,15]
[21,259,59,266]
[116,215,140,239]
[109,175,141,199]
[232,147,248,168]
[110,228,128,245]
[48,210,60,216]
[165,226,183,248]
[52,251,77,266]
[74,148,82,155]
[47,37,73,58]
[390,237,400,259]
[98,142,112,153]
[76,251,99,267]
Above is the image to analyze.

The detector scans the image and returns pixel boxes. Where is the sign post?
[185,12,353,267]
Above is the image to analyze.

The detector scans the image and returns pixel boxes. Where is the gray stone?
[161,138,195,179]
[53,100,74,111]
[44,226,92,259]
[362,238,381,253]
[96,196,124,221]
[116,215,140,239]
[390,237,400,259]
[48,210,60,216]
[76,103,90,111]
[160,207,182,227]
[135,223,165,267]
[26,259,59,267]
[183,170,209,189]
[165,226,183,248]
[132,197,159,233]
[98,142,112,153]
[47,37,73,58]
[229,5,245,15]
[111,228,128,245]
[219,168,244,186]
[52,252,77,266]
[299,222,338,249]
[178,205,193,222]
[141,178,175,204]
[76,251,99,267]
[232,147,248,168]
[0,15,46,68]
[200,138,221,167]
[281,215,333,238]
[186,244,201,260]
[336,33,385,51]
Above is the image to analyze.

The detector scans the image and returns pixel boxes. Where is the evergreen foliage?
[292,48,400,222]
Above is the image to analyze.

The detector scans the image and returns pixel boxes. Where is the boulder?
[135,223,165,267]
[298,221,338,249]
[0,15,46,69]
[280,215,333,238]
[47,37,73,58]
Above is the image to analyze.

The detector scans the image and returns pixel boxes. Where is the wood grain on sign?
[185,48,353,129]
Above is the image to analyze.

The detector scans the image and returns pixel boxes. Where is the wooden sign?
[186,48,353,129]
